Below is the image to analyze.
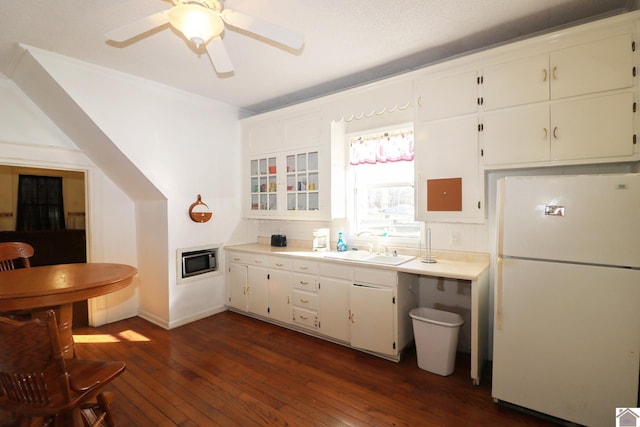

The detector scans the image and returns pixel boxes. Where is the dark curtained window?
[16,175,65,231]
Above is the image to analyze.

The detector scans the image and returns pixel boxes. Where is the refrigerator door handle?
[544,205,565,216]
[496,257,503,331]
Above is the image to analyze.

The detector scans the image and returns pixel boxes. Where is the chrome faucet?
[356,230,379,254]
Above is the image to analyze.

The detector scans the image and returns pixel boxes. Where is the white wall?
[0,77,140,323]
[22,47,244,328]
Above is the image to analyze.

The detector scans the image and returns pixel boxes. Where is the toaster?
[271,234,287,247]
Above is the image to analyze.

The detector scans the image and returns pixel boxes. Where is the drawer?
[292,307,319,329]
[353,267,397,287]
[292,290,319,310]
[318,261,353,280]
[227,251,268,266]
[292,273,319,292]
[270,256,292,270]
[292,259,318,275]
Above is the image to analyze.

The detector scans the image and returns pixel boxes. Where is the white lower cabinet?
[350,268,399,356]
[350,282,395,355]
[225,251,275,319]
[291,260,320,330]
[226,250,417,361]
[227,262,248,311]
[268,256,292,324]
[246,264,269,317]
[318,262,351,343]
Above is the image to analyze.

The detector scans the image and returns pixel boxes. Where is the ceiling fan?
[105,0,304,74]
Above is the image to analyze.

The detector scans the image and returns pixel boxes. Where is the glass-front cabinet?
[250,156,278,212]
[286,151,319,212]
[248,148,324,219]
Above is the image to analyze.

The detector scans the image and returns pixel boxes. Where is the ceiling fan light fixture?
[168,3,223,47]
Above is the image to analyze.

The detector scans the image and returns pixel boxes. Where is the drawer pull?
[233,257,240,261]
[254,259,262,264]
[276,263,284,267]
[299,266,308,270]
[299,281,308,285]
[299,315,308,320]
[299,299,309,304]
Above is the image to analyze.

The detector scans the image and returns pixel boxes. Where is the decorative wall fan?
[105,0,304,74]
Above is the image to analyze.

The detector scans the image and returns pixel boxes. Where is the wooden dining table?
[0,262,137,358]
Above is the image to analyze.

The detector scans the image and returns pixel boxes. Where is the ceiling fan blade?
[105,10,170,42]
[206,37,234,74]
[221,9,304,50]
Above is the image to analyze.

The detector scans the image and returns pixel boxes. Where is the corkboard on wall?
[427,178,462,211]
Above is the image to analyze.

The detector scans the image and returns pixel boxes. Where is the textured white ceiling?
[0,0,633,115]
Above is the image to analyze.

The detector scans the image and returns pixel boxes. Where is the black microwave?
[181,248,217,278]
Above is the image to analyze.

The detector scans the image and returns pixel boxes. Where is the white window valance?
[329,79,413,123]
[349,129,414,165]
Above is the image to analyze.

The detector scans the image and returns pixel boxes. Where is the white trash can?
[409,307,464,376]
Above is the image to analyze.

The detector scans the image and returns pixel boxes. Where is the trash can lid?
[409,307,464,327]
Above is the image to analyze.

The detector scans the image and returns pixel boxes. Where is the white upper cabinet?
[415,115,483,223]
[550,92,635,161]
[481,33,634,111]
[481,54,549,111]
[481,92,635,166]
[243,111,329,220]
[415,70,479,121]
[549,33,633,99]
[481,103,550,166]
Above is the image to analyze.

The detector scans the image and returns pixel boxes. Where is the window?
[16,175,65,231]
[349,127,419,238]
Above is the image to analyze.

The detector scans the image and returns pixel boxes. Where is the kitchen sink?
[324,251,414,266]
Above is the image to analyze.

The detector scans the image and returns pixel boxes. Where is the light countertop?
[224,243,489,281]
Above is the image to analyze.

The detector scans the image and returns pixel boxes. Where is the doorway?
[0,165,89,326]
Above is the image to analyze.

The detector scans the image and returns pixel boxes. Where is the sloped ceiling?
[0,0,635,116]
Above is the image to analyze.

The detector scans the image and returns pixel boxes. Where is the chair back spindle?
[0,242,34,271]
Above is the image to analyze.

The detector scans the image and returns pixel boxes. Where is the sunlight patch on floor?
[73,329,150,343]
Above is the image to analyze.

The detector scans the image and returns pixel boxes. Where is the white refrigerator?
[492,173,640,427]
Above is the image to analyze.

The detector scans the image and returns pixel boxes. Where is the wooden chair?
[0,242,34,271]
[0,242,35,320]
[0,310,125,427]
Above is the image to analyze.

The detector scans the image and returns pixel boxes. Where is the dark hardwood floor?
[3,311,558,426]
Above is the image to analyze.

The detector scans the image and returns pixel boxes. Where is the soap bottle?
[336,232,348,252]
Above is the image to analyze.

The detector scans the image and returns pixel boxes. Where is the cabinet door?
[319,277,350,342]
[550,33,633,99]
[482,54,549,110]
[269,269,291,324]
[249,155,278,213]
[415,70,478,121]
[415,116,482,222]
[285,150,320,213]
[247,266,269,317]
[227,263,247,311]
[350,283,395,356]
[481,103,550,165]
[550,92,634,161]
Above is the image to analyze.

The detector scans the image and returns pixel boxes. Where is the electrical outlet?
[449,231,460,246]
